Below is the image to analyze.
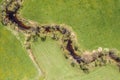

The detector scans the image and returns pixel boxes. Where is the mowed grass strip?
[21,0,120,50]
[32,38,120,80]
[0,24,38,80]
[31,38,84,80]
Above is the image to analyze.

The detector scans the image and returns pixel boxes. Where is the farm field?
[0,23,38,80]
[21,0,120,50]
[0,0,120,80]
[20,0,120,80]
[32,37,120,80]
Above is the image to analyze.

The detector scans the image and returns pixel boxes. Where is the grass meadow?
[21,0,120,80]
[0,0,120,80]
[21,0,120,50]
[20,0,120,80]
[0,23,38,80]
[31,37,120,80]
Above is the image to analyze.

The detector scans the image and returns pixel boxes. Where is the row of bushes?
[1,0,120,73]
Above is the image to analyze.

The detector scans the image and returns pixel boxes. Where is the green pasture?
[32,38,120,80]
[20,0,120,80]
[21,0,120,50]
[0,23,38,80]
[0,0,120,80]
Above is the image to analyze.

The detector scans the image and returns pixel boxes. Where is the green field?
[0,0,120,80]
[20,0,120,80]
[21,0,120,50]
[31,38,120,80]
[0,23,38,80]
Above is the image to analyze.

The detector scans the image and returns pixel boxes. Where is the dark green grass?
[21,0,120,50]
[0,24,38,80]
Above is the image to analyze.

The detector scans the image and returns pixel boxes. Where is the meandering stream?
[1,0,120,75]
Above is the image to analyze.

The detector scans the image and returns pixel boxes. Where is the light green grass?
[21,0,120,50]
[20,0,120,80]
[32,38,120,80]
[0,24,38,80]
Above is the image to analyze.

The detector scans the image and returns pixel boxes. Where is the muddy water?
[5,0,31,30]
